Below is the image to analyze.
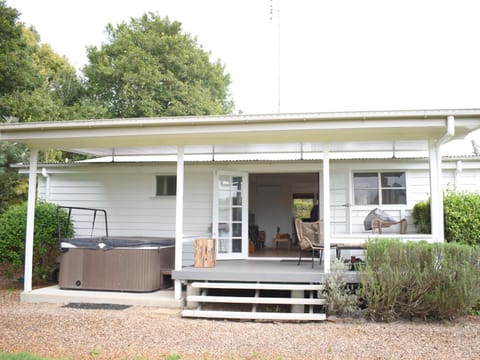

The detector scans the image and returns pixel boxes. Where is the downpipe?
[41,167,50,201]
[438,115,455,146]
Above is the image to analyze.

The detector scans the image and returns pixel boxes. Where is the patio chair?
[294,219,336,268]
[364,208,408,234]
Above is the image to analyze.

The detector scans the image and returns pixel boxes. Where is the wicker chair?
[294,219,336,268]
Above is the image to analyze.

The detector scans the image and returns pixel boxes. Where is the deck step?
[187,295,326,305]
[183,281,327,321]
[190,282,324,291]
[181,309,326,321]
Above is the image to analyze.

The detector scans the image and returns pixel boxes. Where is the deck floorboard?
[173,259,360,283]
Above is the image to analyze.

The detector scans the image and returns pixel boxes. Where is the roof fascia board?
[2,108,480,131]
[2,109,480,151]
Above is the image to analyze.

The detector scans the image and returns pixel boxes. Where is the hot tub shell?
[59,237,175,292]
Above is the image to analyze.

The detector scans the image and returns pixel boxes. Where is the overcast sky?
[7,0,480,116]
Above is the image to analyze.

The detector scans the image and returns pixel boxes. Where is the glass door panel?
[213,171,248,259]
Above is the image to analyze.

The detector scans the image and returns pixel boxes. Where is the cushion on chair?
[300,221,322,250]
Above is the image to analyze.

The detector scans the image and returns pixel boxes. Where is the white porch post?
[174,145,184,300]
[24,148,38,293]
[322,145,331,272]
[428,140,444,242]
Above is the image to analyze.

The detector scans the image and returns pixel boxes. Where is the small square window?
[156,175,176,196]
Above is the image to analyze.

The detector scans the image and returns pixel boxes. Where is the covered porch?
[2,109,480,307]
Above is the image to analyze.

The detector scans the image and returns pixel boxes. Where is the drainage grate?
[63,302,131,310]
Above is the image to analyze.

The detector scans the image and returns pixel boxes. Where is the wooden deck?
[172,259,360,284]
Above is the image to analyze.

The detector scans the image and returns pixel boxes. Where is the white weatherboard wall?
[37,159,480,262]
[38,164,214,266]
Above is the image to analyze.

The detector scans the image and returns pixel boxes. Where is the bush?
[443,190,480,245]
[360,238,480,321]
[323,258,360,316]
[412,190,480,245]
[412,198,431,234]
[0,201,74,281]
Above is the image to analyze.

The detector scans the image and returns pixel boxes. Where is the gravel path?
[1,290,479,360]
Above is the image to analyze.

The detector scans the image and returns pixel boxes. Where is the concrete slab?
[21,285,182,309]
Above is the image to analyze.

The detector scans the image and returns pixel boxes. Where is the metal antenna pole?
[277,0,281,113]
[270,0,281,113]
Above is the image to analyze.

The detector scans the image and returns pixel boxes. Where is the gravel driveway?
[1,290,479,359]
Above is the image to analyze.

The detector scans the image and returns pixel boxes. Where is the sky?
[6,0,480,116]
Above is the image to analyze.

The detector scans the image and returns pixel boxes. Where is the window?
[353,172,406,205]
[156,175,176,196]
[292,193,315,220]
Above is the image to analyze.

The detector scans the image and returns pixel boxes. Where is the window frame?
[155,175,177,196]
[353,171,406,206]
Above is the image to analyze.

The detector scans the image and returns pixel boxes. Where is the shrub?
[443,190,480,245]
[360,238,480,321]
[0,201,74,281]
[323,258,360,316]
[412,190,480,245]
[412,198,431,234]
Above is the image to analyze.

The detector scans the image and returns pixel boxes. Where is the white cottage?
[2,109,480,320]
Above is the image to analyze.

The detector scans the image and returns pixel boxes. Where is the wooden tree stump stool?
[194,238,216,268]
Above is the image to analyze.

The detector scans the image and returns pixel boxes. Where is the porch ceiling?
[1,109,480,155]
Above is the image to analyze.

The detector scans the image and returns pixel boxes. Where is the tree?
[0,1,104,211]
[1,0,108,123]
[83,12,233,118]
[0,0,41,98]
[1,25,106,123]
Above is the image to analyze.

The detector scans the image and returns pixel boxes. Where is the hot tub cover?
[61,236,175,249]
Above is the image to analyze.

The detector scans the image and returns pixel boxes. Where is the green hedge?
[0,201,74,280]
[443,190,480,245]
[360,239,480,321]
[412,190,480,245]
[412,198,431,234]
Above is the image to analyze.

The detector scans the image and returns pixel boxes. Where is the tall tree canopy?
[83,13,233,118]
[0,0,39,98]
[0,1,106,123]
[0,5,234,211]
[0,0,100,211]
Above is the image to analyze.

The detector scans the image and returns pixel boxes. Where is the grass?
[0,354,52,360]
[0,354,186,360]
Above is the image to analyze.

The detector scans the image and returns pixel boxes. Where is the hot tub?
[59,237,175,292]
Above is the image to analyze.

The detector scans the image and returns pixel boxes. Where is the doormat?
[63,302,131,310]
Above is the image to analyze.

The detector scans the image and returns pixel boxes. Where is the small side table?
[273,233,292,249]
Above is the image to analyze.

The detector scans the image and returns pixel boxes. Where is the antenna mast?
[270,0,281,113]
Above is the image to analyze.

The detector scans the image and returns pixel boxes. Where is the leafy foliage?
[0,1,107,207]
[323,258,360,316]
[0,1,41,97]
[0,141,29,214]
[0,5,235,215]
[1,25,104,123]
[361,239,480,321]
[0,201,74,280]
[83,12,233,118]
[0,0,93,123]
[443,190,480,245]
[412,190,480,245]
[412,198,431,234]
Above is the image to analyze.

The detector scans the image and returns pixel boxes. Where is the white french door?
[329,170,351,234]
[213,170,249,259]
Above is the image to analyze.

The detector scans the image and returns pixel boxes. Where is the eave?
[1,109,480,153]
